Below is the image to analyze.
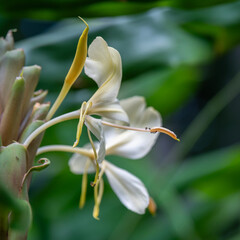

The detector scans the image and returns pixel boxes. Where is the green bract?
[0,31,48,239]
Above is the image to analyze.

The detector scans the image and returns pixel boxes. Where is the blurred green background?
[1,0,240,239]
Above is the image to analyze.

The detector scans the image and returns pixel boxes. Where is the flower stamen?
[150,127,180,141]
[73,101,92,147]
[93,177,104,220]
[79,159,91,208]
[101,120,179,141]
[93,164,105,220]
[87,128,100,187]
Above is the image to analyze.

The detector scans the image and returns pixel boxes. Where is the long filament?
[87,128,100,187]
[79,160,91,208]
[101,120,179,141]
[93,167,105,220]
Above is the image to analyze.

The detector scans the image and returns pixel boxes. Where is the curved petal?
[88,100,129,123]
[105,96,162,159]
[69,153,95,174]
[85,37,122,106]
[104,161,149,214]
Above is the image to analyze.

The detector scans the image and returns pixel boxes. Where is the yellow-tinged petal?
[65,17,89,85]
[46,18,89,121]
[73,101,92,147]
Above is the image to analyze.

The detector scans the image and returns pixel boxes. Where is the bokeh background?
[1,0,240,239]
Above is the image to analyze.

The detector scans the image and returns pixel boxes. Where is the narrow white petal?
[85,37,122,106]
[85,116,105,163]
[105,96,162,159]
[69,153,95,174]
[85,37,113,87]
[104,161,149,214]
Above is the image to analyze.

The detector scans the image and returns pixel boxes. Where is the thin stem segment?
[87,128,100,187]
[37,144,93,158]
[93,167,105,220]
[79,160,91,208]
[24,110,80,148]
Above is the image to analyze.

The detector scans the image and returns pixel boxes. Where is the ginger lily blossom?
[24,35,129,186]
[37,96,178,219]
[73,36,129,147]
[0,18,180,238]
[6,19,179,225]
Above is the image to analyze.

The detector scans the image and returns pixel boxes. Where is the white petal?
[85,37,122,106]
[104,161,149,214]
[85,116,105,164]
[105,96,162,159]
[88,100,129,123]
[69,153,95,174]
[120,96,147,127]
[85,37,113,87]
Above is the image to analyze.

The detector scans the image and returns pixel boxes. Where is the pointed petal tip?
[72,141,78,148]
[31,64,42,70]
[93,216,100,221]
[105,161,149,214]
[8,29,17,33]
[78,16,89,29]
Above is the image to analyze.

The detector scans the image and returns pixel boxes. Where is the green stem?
[37,145,93,158]
[23,110,80,148]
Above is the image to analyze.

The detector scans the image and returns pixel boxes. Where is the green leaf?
[1,0,239,19]
[167,144,240,192]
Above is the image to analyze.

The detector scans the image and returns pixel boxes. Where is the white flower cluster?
[30,20,178,219]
